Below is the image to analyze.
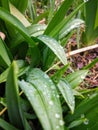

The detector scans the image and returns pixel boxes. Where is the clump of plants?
[0,0,98,130]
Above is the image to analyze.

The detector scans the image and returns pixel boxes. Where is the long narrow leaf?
[57,80,75,113]
[0,7,35,47]
[0,60,29,83]
[49,2,84,37]
[0,118,19,130]
[9,0,28,13]
[19,80,52,130]
[59,19,84,40]
[45,0,73,34]
[38,35,67,65]
[11,24,46,48]
[66,92,98,129]
[6,61,24,129]
[65,70,88,89]
[10,3,30,27]
[19,68,65,130]
[0,39,11,67]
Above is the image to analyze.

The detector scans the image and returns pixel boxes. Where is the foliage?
[82,0,98,45]
[0,0,98,130]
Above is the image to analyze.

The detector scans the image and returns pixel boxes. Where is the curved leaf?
[57,80,75,113]
[66,92,98,130]
[0,39,11,67]
[10,3,30,27]
[9,0,28,13]
[19,68,65,130]
[11,24,46,48]
[0,60,28,83]
[65,70,88,89]
[59,19,84,39]
[0,7,35,47]
[47,2,84,37]
[45,0,73,34]
[0,118,19,130]
[6,61,24,129]
[19,80,52,130]
[38,35,67,65]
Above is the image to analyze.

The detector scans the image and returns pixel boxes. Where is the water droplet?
[56,125,60,129]
[81,114,85,118]
[44,85,47,88]
[49,100,53,105]
[43,92,47,95]
[81,75,85,79]
[28,89,33,93]
[72,100,75,104]
[57,95,60,98]
[59,120,64,126]
[84,0,89,2]
[84,118,89,125]
[44,74,49,79]
[37,28,40,31]
[55,113,60,119]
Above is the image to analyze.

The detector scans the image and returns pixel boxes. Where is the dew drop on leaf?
[59,120,64,126]
[56,125,60,129]
[55,113,60,119]
[80,75,85,79]
[49,100,54,105]
[83,118,89,125]
[81,114,85,118]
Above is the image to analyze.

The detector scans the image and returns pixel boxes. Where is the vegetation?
[0,0,98,130]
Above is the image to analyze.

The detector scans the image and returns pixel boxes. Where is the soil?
[67,37,98,89]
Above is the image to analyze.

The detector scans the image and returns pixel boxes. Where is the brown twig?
[66,44,98,57]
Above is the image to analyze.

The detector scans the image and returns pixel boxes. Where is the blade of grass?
[57,80,75,113]
[9,0,28,13]
[0,38,11,67]
[26,68,65,130]
[6,61,24,129]
[65,70,88,89]
[44,0,73,35]
[0,118,19,130]
[38,35,67,65]
[0,7,35,47]
[48,2,84,37]
[10,3,30,27]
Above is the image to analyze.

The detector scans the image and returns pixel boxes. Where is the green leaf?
[47,0,55,23]
[19,80,52,130]
[83,57,98,69]
[57,80,75,113]
[11,24,46,48]
[19,68,65,130]
[6,61,24,129]
[9,0,28,13]
[0,118,19,130]
[0,39,11,67]
[0,7,35,47]
[59,19,84,40]
[10,3,30,27]
[66,91,98,130]
[0,0,10,11]
[0,60,28,83]
[38,35,67,65]
[68,119,84,129]
[65,70,88,89]
[82,0,98,44]
[44,0,73,35]
[51,64,69,84]
[46,2,84,37]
